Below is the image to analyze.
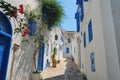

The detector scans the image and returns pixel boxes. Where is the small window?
[68,38,71,43]
[88,20,93,42]
[55,34,58,40]
[66,47,69,53]
[84,32,86,48]
[90,52,96,72]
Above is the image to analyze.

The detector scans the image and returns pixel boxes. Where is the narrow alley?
[40,58,83,80]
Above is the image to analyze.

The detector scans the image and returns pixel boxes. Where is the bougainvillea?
[22,26,29,37]
[19,4,24,14]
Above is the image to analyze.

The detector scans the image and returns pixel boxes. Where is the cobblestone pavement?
[40,58,83,80]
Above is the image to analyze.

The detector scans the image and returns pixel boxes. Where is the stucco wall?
[100,0,120,80]
[75,0,120,80]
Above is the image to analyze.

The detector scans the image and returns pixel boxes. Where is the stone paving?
[40,58,83,80]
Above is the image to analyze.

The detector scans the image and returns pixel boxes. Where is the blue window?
[84,32,86,47]
[88,20,93,42]
[66,47,70,53]
[84,0,88,2]
[68,38,71,43]
[75,11,80,32]
[90,52,96,72]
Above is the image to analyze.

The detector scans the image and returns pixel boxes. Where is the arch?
[0,11,12,80]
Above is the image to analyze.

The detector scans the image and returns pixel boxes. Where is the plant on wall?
[51,47,57,67]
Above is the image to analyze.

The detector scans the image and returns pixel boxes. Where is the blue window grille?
[88,20,93,42]
[68,38,71,43]
[84,32,86,47]
[90,52,96,72]
[66,47,69,53]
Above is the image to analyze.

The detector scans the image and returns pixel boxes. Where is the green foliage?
[82,73,87,80]
[57,60,60,64]
[41,0,64,27]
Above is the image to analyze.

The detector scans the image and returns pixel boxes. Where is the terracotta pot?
[52,62,57,67]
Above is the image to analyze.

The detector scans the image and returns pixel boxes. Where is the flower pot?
[52,62,57,68]
[28,19,36,36]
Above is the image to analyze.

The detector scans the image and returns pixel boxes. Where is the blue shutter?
[66,47,69,53]
[88,20,93,42]
[90,52,96,72]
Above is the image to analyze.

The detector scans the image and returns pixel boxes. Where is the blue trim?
[0,11,12,80]
[0,31,12,38]
[88,20,93,42]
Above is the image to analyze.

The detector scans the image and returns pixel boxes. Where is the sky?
[58,0,77,31]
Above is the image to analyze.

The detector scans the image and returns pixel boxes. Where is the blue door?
[0,11,12,80]
[37,45,45,71]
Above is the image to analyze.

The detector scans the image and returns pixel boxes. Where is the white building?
[74,0,120,80]
[62,31,76,59]
[37,27,64,71]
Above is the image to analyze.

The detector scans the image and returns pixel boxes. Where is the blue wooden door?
[37,45,45,71]
[0,11,12,80]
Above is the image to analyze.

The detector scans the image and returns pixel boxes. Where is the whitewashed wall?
[75,0,120,80]
[1,0,40,80]
[63,32,75,58]
[43,27,64,69]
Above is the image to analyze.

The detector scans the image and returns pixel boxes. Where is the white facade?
[74,0,120,80]
[63,31,76,58]
[42,27,64,69]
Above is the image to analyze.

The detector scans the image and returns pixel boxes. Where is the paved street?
[40,58,83,80]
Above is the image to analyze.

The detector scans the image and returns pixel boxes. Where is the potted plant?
[51,47,57,67]
[57,60,60,64]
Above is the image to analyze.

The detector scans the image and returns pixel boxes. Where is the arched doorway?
[0,11,12,80]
